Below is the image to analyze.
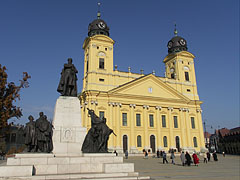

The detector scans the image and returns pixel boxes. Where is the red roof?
[216,128,230,137]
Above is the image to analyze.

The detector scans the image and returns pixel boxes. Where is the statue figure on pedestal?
[57,58,78,97]
[81,108,116,153]
[24,115,36,152]
[35,112,53,153]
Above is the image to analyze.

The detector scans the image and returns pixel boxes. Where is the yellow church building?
[79,12,205,154]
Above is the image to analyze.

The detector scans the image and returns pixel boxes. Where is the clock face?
[168,41,173,48]
[98,22,106,29]
[170,68,175,73]
[179,39,186,46]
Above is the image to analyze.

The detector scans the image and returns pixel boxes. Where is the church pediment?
[108,74,190,103]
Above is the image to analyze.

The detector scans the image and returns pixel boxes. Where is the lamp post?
[203,121,207,148]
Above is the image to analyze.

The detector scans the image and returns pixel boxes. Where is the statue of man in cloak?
[57,58,78,97]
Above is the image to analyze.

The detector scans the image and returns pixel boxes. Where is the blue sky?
[0,0,239,133]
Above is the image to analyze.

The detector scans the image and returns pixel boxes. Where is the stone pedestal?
[52,96,87,155]
[1,153,150,179]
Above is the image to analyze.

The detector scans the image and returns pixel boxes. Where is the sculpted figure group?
[81,108,116,153]
[24,112,53,153]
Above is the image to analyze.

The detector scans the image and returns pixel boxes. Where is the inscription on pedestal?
[61,127,76,142]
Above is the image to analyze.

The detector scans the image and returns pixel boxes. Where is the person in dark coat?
[157,150,160,158]
[207,151,211,161]
[24,115,36,152]
[185,151,192,166]
[162,151,168,164]
[213,151,218,161]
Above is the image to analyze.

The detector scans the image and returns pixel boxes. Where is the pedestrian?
[157,150,160,158]
[114,150,118,156]
[170,149,175,165]
[180,151,185,166]
[125,150,128,159]
[213,151,218,161]
[160,150,163,158]
[192,153,199,166]
[222,151,225,157]
[144,150,148,159]
[185,151,192,166]
[162,151,168,164]
[206,151,211,162]
[203,152,208,163]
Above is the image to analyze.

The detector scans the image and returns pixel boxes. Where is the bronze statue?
[81,108,116,153]
[24,115,36,152]
[35,112,53,153]
[57,58,78,97]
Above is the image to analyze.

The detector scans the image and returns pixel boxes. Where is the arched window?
[163,136,168,147]
[137,135,142,147]
[193,137,198,147]
[185,72,189,81]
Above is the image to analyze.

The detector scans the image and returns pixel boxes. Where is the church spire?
[174,23,178,36]
[97,2,101,19]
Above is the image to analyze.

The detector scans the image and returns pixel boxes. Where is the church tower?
[82,8,115,92]
[163,25,199,101]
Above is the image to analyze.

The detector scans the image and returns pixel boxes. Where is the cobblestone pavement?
[124,154,240,180]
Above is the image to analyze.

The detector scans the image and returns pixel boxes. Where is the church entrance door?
[123,135,128,153]
[150,135,156,153]
[175,136,180,152]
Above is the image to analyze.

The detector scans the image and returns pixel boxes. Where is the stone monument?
[52,58,87,154]
[0,58,150,180]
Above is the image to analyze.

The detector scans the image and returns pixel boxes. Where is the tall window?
[163,136,168,147]
[122,113,127,126]
[136,114,141,126]
[193,137,198,147]
[86,54,89,72]
[185,72,189,81]
[174,116,178,128]
[99,111,105,120]
[191,117,195,129]
[162,115,166,127]
[137,135,142,147]
[99,58,104,69]
[149,114,154,127]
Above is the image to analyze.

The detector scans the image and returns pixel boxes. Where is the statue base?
[1,153,150,179]
[52,96,87,155]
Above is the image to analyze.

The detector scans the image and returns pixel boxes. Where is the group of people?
[155,149,219,166]
[24,112,53,153]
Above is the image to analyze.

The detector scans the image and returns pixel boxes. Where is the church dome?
[88,18,110,37]
[167,25,188,54]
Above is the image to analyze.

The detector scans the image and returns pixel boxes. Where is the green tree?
[0,64,31,152]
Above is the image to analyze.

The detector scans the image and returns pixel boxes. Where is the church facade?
[79,13,205,153]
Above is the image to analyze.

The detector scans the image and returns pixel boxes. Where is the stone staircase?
[0,153,150,180]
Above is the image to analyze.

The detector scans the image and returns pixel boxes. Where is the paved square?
[124,154,240,180]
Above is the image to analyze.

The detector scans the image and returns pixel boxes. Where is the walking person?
[157,150,160,158]
[203,152,208,163]
[213,151,218,161]
[170,150,175,165]
[162,151,168,164]
[207,151,211,162]
[192,153,199,166]
[180,151,185,166]
[185,151,192,166]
